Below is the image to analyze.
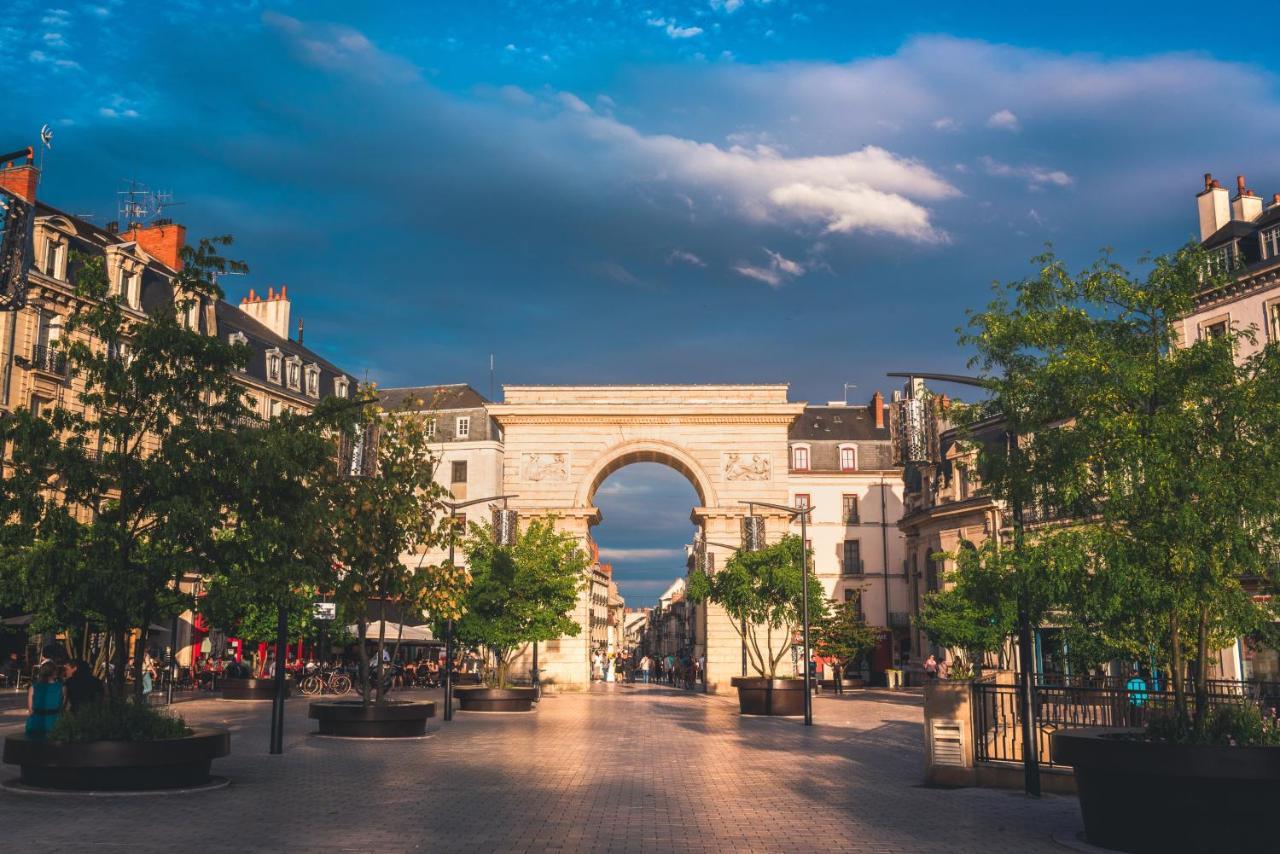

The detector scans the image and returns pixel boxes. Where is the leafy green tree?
[687,535,826,679]
[326,396,451,704]
[197,404,343,675]
[812,596,883,679]
[455,517,586,688]
[0,240,251,693]
[962,244,1280,727]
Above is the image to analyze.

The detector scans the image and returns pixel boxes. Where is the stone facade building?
[0,153,357,668]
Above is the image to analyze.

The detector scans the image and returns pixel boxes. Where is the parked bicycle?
[299,667,352,697]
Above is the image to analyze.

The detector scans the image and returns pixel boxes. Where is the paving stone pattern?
[0,685,1082,852]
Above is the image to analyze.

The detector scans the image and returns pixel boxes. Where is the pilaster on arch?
[575,438,719,510]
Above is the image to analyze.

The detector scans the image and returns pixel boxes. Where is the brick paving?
[0,683,1082,852]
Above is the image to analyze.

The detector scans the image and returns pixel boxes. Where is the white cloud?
[568,106,956,241]
[667,249,706,267]
[932,117,959,132]
[711,0,745,11]
[598,547,685,561]
[264,12,418,81]
[986,109,1020,131]
[647,17,703,39]
[734,248,806,288]
[980,156,1072,188]
[558,92,591,113]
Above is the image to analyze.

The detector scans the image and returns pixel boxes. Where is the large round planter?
[1051,727,1280,852]
[219,678,290,701]
[2,728,229,791]
[731,677,806,716]
[455,687,536,712]
[308,701,435,737]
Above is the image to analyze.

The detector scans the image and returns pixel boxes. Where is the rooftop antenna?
[489,353,495,401]
[117,178,183,227]
[843,383,857,404]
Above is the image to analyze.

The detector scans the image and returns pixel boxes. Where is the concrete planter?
[731,677,806,716]
[2,728,229,791]
[455,687,537,712]
[1051,727,1280,851]
[308,701,435,737]
[220,677,290,701]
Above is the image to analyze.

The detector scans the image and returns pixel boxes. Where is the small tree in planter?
[962,244,1280,851]
[325,395,452,707]
[455,517,586,700]
[688,535,826,679]
[813,596,884,685]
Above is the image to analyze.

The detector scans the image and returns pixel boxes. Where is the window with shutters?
[1268,301,1280,343]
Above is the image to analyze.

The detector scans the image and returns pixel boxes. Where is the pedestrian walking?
[829,659,844,695]
[25,661,67,740]
[924,654,938,681]
[640,655,651,684]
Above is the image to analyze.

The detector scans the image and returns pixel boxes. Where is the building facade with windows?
[786,392,909,677]
[1181,173,1280,355]
[0,155,358,669]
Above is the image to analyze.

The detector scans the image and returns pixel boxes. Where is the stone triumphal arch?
[489,385,806,692]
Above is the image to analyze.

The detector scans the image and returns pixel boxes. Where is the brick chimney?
[122,221,187,271]
[871,390,885,429]
[0,147,39,202]
[239,285,292,340]
[1231,174,1263,223]
[1197,173,1230,241]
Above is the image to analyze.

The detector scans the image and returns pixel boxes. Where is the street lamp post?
[741,500,815,726]
[439,494,518,722]
[887,370,1041,798]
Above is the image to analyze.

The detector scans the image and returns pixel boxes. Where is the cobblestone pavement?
[0,683,1082,853]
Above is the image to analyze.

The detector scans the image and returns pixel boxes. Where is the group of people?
[24,648,105,740]
[592,649,703,689]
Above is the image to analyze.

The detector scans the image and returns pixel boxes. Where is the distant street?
[1,685,1081,852]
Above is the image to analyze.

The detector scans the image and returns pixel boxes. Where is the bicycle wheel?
[300,675,321,696]
[331,673,352,695]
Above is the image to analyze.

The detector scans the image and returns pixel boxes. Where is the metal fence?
[971,678,1280,768]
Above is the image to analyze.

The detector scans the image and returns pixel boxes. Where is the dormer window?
[284,355,302,391]
[266,348,282,384]
[228,331,248,348]
[792,445,810,471]
[334,376,349,399]
[41,237,65,280]
[455,416,471,439]
[426,418,436,439]
[839,445,857,472]
[304,364,320,398]
[1262,225,1280,260]
[1206,244,1237,276]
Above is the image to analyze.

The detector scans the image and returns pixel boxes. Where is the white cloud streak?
[598,547,686,561]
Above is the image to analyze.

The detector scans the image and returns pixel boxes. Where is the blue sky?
[6,1,1280,603]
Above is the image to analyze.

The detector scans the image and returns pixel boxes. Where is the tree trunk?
[1169,608,1186,726]
[357,620,370,707]
[1194,602,1211,730]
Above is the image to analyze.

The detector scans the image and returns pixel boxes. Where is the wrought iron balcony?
[888,611,911,629]
[31,343,67,376]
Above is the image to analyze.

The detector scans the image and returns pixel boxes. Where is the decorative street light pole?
[887,370,1041,798]
[439,494,518,722]
[741,500,815,726]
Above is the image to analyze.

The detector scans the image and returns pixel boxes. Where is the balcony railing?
[31,344,67,376]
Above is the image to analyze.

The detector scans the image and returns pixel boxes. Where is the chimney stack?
[238,285,292,340]
[1197,173,1230,241]
[122,221,187,271]
[871,390,885,429]
[0,147,39,202]
[1231,174,1263,223]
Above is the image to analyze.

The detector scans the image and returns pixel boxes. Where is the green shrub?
[50,698,189,743]
[1145,702,1280,747]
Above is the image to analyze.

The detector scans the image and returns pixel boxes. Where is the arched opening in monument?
[588,461,702,681]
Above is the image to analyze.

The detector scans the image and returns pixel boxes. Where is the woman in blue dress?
[25,661,68,740]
